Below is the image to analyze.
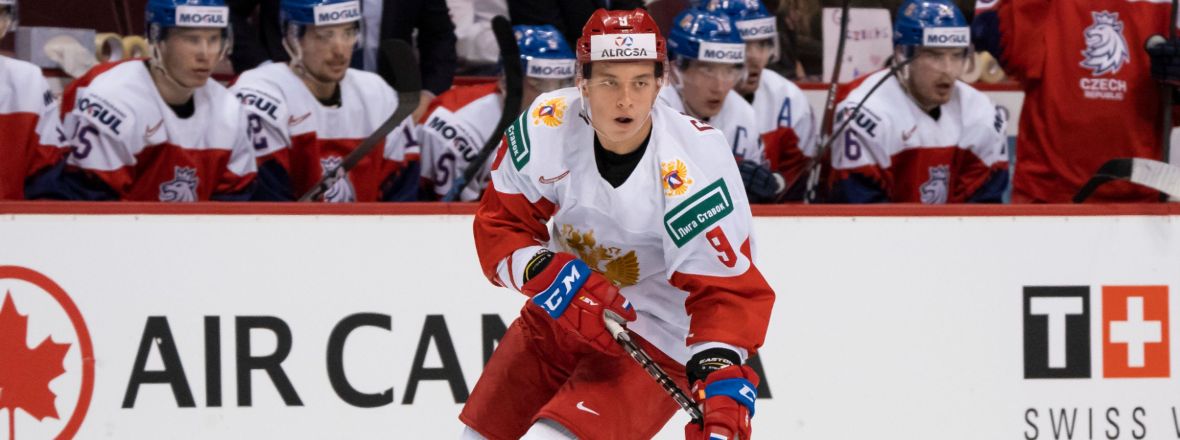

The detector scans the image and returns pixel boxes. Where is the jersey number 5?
[705,226,737,268]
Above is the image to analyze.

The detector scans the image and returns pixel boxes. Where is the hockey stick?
[1157,0,1178,201]
[801,0,851,203]
[442,15,524,202]
[1073,158,1180,202]
[1164,0,1178,166]
[784,57,912,198]
[602,311,703,423]
[299,38,422,202]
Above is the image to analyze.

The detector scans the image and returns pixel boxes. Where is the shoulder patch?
[75,94,130,136]
[661,159,694,197]
[840,106,883,140]
[531,97,567,127]
[505,111,532,170]
[664,178,733,247]
[235,87,283,122]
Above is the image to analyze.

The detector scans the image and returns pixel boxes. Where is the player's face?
[522,76,573,109]
[160,28,226,88]
[299,22,359,84]
[906,47,968,109]
[678,60,742,119]
[736,39,774,95]
[582,61,661,146]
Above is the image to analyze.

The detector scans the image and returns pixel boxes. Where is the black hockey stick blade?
[299,39,422,202]
[442,15,524,202]
[1073,158,1180,202]
[603,310,703,423]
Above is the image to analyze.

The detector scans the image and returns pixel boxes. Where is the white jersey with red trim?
[657,86,760,164]
[830,70,1009,203]
[752,70,817,186]
[473,87,775,364]
[60,61,256,201]
[753,69,815,154]
[417,82,502,201]
[231,62,418,202]
[0,56,65,199]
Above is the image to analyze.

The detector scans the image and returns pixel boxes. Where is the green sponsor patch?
[664,179,733,247]
[505,112,531,170]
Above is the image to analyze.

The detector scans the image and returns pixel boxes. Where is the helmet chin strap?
[668,65,708,121]
[284,37,337,93]
[150,43,191,92]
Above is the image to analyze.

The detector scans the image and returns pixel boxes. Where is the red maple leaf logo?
[0,291,71,439]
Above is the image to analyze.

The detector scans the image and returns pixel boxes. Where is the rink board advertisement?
[0,206,1178,439]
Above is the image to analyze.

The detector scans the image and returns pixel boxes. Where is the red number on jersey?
[680,112,715,132]
[705,227,737,268]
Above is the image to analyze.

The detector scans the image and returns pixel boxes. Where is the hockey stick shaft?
[802,0,852,202]
[603,311,703,423]
[786,58,910,197]
[443,16,524,202]
[1160,0,1177,201]
[299,39,422,202]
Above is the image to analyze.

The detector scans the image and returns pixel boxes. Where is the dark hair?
[582,61,664,79]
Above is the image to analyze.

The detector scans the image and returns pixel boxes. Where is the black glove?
[738,160,784,203]
[1146,35,1180,85]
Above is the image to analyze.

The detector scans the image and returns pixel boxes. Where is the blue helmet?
[146,0,229,31]
[667,9,745,64]
[893,0,969,48]
[280,0,362,28]
[699,0,776,41]
[514,25,576,79]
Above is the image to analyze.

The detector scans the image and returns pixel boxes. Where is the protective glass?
[527,77,574,94]
[907,47,970,78]
[583,76,660,97]
[152,25,233,61]
[288,21,364,53]
[680,61,744,89]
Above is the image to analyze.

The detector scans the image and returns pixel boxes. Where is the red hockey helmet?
[576,8,666,65]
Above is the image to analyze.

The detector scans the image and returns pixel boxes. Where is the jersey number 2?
[705,227,737,268]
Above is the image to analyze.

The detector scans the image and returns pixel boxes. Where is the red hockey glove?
[521,251,636,354]
[684,349,759,440]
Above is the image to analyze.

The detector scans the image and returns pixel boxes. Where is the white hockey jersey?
[474,87,775,364]
[417,82,501,201]
[231,62,418,202]
[56,60,256,201]
[751,69,816,192]
[830,70,1009,203]
[658,86,761,165]
[0,56,65,199]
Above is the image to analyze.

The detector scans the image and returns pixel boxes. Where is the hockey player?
[705,0,817,202]
[658,8,771,204]
[462,8,774,440]
[230,0,418,202]
[974,0,1180,202]
[829,0,1008,203]
[31,0,256,201]
[0,0,64,200]
[418,24,575,201]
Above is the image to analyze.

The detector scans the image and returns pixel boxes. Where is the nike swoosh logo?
[901,125,918,142]
[575,401,600,416]
[144,119,164,138]
[538,170,570,184]
[289,112,312,127]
